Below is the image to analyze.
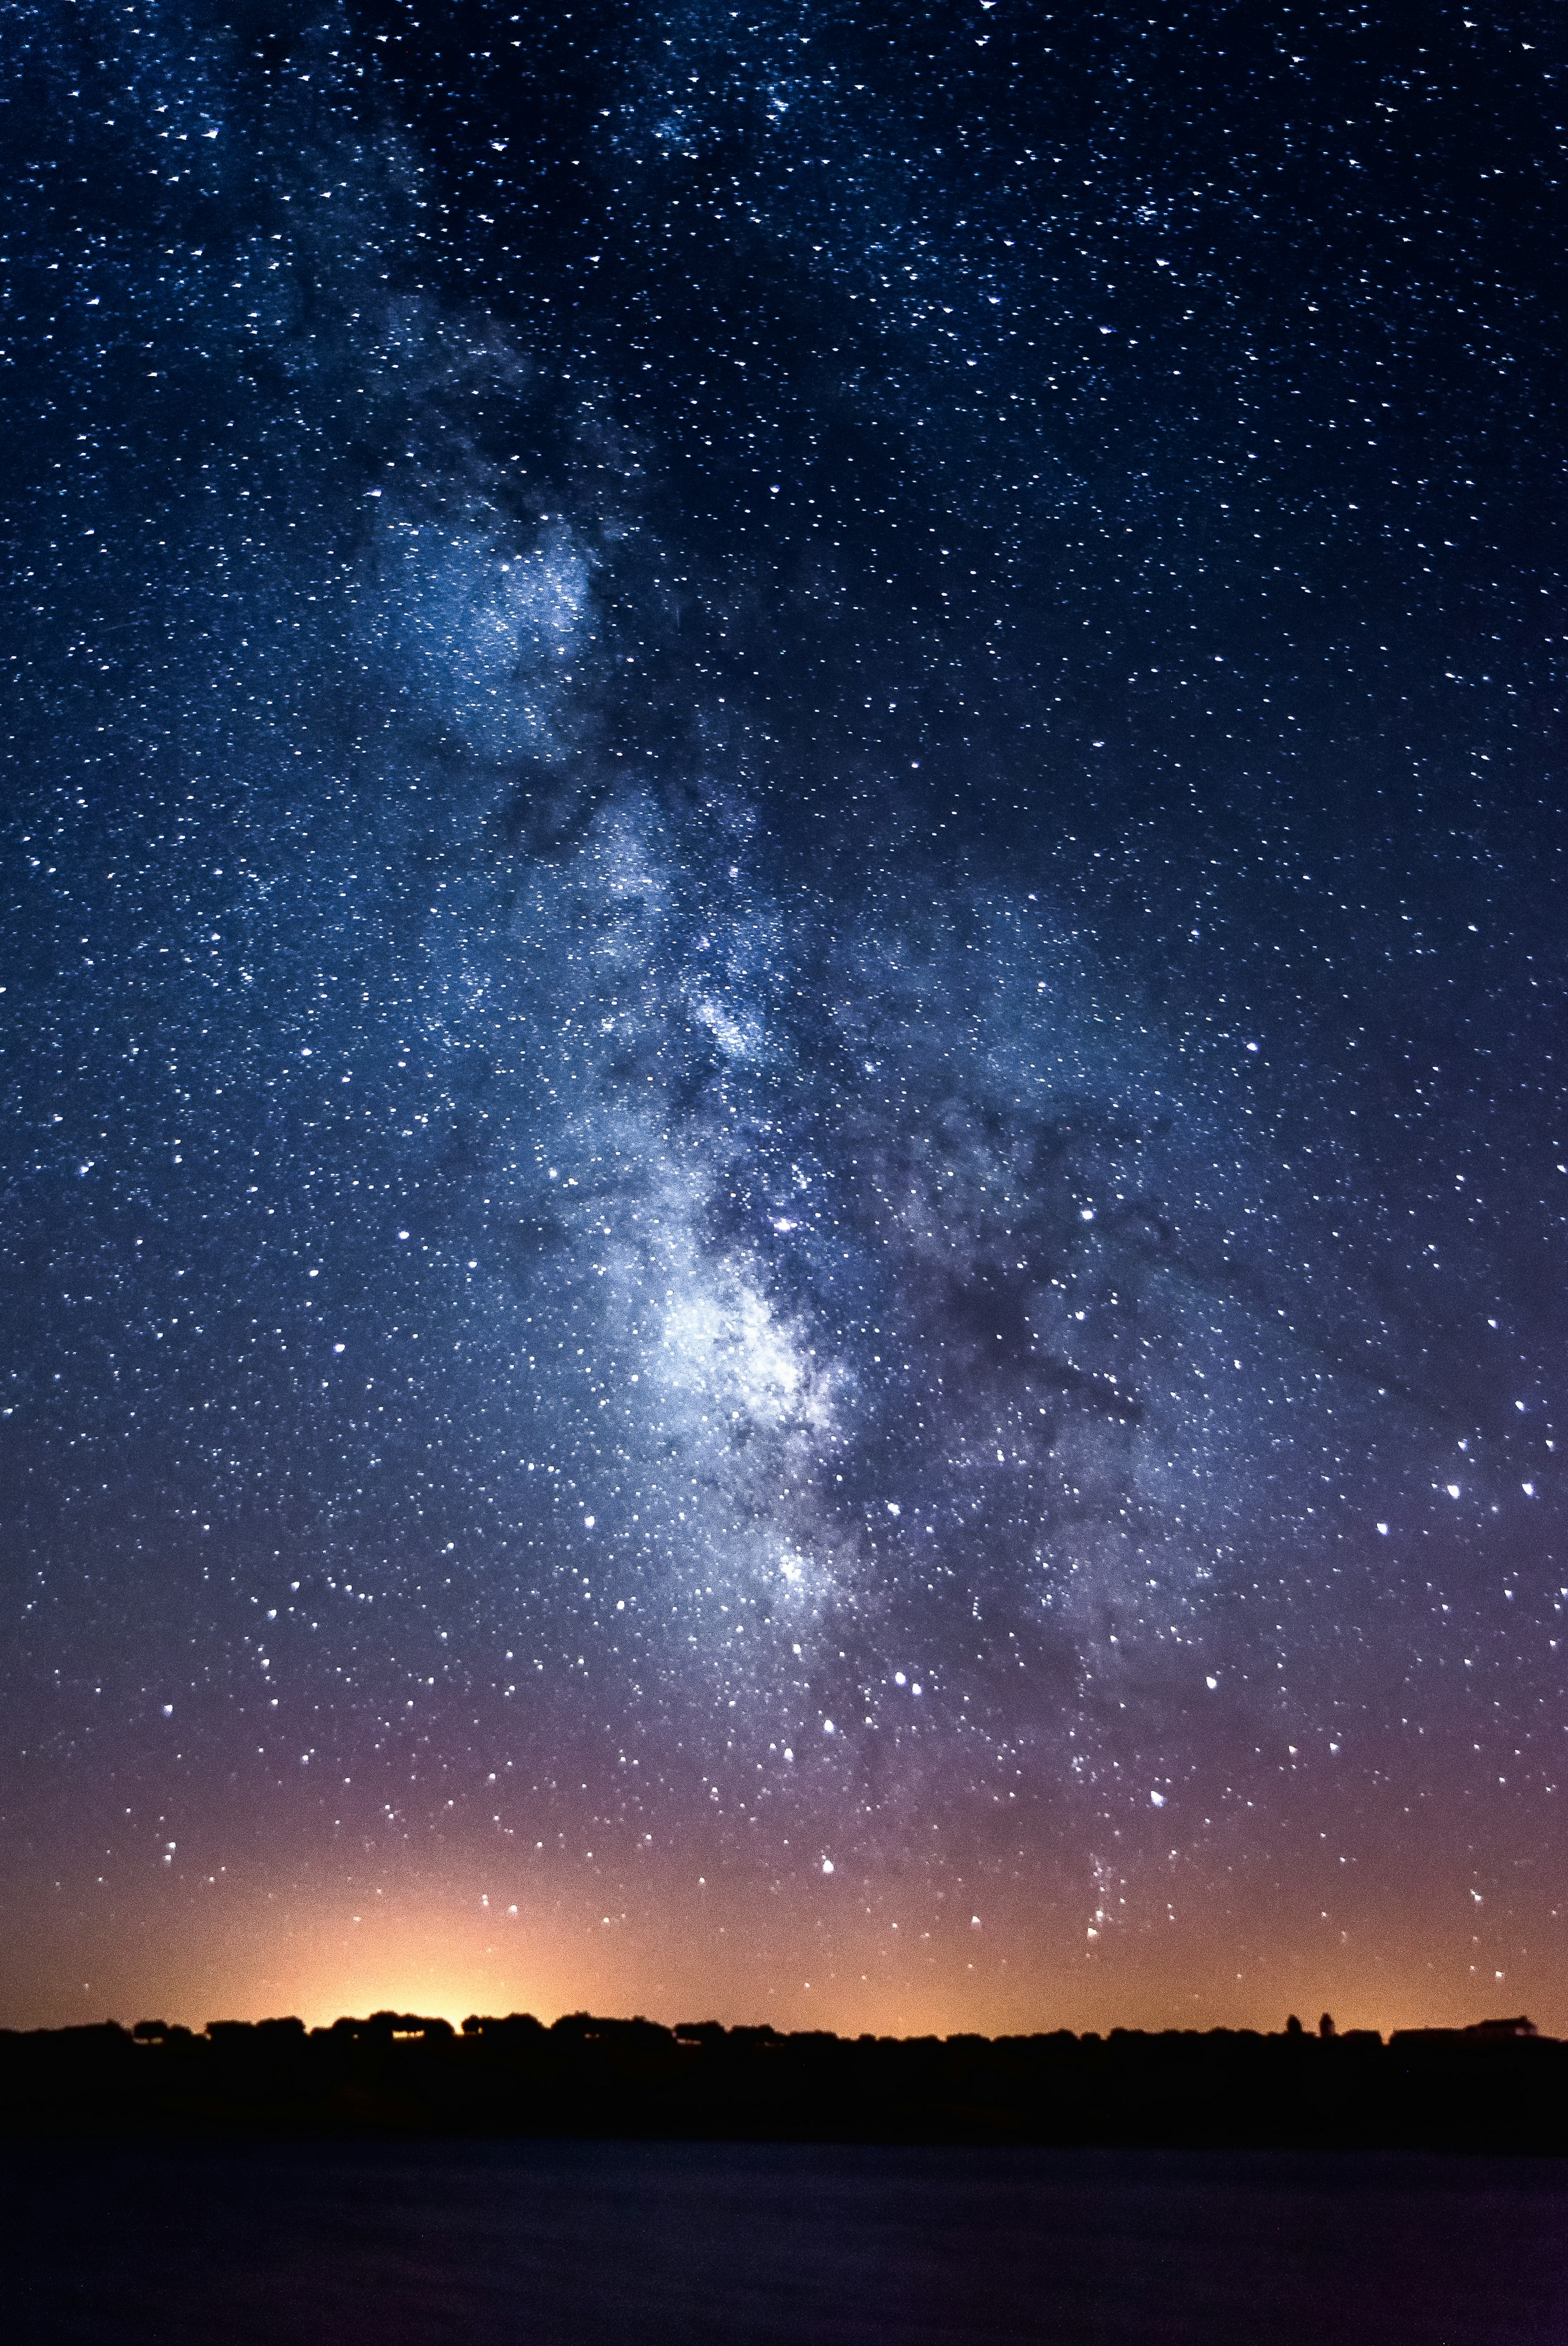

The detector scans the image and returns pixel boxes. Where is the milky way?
[3,1,1565,2033]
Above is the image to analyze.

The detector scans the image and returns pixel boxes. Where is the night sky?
[3,0,1565,2038]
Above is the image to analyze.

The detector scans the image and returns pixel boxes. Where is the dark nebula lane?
[2,0,1564,2036]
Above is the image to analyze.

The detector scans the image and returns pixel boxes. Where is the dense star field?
[2,0,1564,2036]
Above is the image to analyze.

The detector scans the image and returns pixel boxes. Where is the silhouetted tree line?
[1,2008,1560,2150]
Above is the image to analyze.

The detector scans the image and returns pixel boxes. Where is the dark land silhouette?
[1,2009,1562,2151]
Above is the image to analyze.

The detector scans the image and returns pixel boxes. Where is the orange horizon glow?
[9,1860,1565,2042]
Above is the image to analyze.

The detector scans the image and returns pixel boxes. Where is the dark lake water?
[4,2140,1566,2344]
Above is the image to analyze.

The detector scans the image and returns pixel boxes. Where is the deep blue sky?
[2,0,1564,2033]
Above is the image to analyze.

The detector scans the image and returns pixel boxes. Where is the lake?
[4,2139,1566,2343]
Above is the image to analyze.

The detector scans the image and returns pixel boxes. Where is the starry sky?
[2,0,1565,2038]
